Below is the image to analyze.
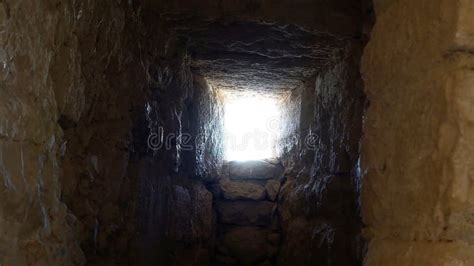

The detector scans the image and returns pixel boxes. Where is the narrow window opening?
[222,92,283,161]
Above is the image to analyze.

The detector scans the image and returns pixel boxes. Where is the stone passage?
[6,0,474,265]
[210,160,284,266]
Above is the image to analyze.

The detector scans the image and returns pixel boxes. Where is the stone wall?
[58,3,161,265]
[188,76,225,183]
[277,43,367,265]
[0,1,126,264]
[132,49,224,265]
[361,0,474,264]
[9,0,474,265]
[212,160,284,265]
[0,0,224,265]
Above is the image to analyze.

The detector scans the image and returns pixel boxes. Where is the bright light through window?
[223,94,282,161]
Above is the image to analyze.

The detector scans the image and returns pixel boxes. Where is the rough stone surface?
[265,180,281,201]
[188,75,225,182]
[0,1,225,265]
[277,43,367,266]
[9,0,464,265]
[142,0,364,37]
[222,226,270,266]
[216,201,274,226]
[173,19,346,94]
[6,0,474,265]
[148,0,365,95]
[132,48,223,265]
[0,1,151,265]
[228,160,284,180]
[361,0,474,264]
[218,179,266,201]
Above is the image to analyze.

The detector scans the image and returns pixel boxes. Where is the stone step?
[216,201,275,226]
[215,254,238,266]
[218,179,266,200]
[221,226,278,266]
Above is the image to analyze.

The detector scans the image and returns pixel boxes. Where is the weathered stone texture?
[0,1,104,264]
[152,0,365,97]
[218,179,266,201]
[0,0,225,265]
[14,0,474,265]
[172,19,347,94]
[191,75,225,182]
[132,42,224,265]
[265,180,281,201]
[361,0,474,264]
[222,226,271,266]
[277,44,366,266]
[213,162,283,265]
[216,201,274,226]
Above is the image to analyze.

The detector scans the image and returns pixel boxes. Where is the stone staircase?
[210,160,284,266]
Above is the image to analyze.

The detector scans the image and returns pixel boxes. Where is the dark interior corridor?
[2,0,474,266]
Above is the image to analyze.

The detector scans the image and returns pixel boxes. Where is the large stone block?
[169,182,214,243]
[265,180,281,201]
[216,201,274,226]
[361,0,474,264]
[222,226,270,266]
[190,182,214,241]
[218,179,266,200]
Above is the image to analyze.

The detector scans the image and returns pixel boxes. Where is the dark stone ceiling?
[164,15,349,94]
